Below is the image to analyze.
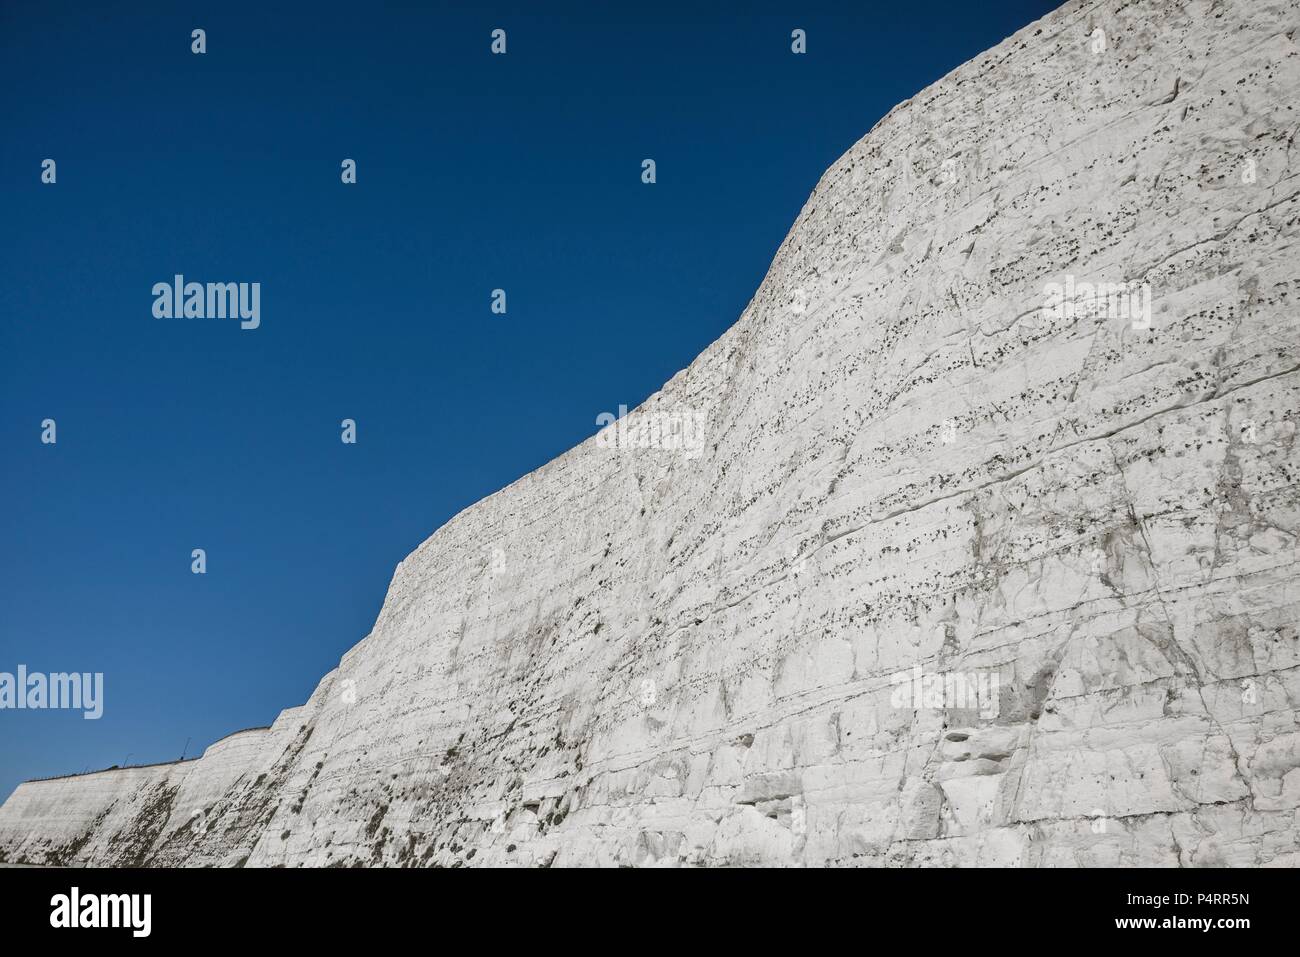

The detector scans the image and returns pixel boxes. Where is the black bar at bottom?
[0,865,1283,944]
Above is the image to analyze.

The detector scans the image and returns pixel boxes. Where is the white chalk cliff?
[2,0,1298,867]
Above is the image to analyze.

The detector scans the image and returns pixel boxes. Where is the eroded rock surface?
[2,0,1298,867]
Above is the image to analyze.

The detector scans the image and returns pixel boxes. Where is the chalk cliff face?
[3,0,1299,867]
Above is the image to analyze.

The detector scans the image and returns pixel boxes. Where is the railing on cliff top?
[22,724,273,783]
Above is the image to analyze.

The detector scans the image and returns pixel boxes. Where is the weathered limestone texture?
[2,0,1298,867]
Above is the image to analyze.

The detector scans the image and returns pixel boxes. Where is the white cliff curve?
[2,0,1298,867]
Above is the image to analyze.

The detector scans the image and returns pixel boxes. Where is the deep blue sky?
[0,0,1060,799]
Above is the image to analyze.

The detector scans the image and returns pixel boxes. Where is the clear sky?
[0,0,1061,800]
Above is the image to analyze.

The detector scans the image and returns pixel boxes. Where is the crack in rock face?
[3,0,1299,867]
